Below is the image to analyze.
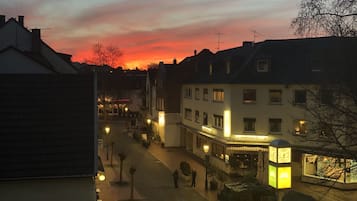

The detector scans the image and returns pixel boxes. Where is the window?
[244,118,256,132]
[203,112,208,125]
[269,118,282,133]
[184,108,192,120]
[156,98,164,111]
[226,61,231,74]
[320,89,333,105]
[269,90,282,104]
[294,120,307,135]
[203,88,209,101]
[184,87,192,99]
[213,89,224,102]
[256,59,270,72]
[209,64,213,75]
[243,89,256,103]
[195,88,200,100]
[212,143,225,160]
[230,153,258,169]
[213,114,223,129]
[195,110,200,123]
[196,136,206,149]
[294,90,306,104]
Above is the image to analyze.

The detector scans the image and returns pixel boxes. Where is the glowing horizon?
[1,0,301,69]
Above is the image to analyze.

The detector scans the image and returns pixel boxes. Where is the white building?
[180,37,357,189]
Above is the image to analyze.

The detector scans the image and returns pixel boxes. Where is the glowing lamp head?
[97,173,106,181]
[124,107,128,112]
[203,144,209,154]
[147,118,151,125]
[104,126,111,135]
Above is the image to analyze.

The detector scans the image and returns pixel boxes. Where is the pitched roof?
[185,36,357,85]
[0,17,78,74]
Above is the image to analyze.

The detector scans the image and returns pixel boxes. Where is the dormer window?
[226,61,231,74]
[256,59,270,72]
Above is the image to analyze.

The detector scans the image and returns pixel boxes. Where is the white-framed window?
[243,89,256,104]
[213,114,223,129]
[213,89,224,102]
[195,88,200,100]
[244,118,256,132]
[184,108,192,120]
[294,120,307,135]
[294,90,306,104]
[195,110,200,123]
[184,87,192,99]
[269,118,282,133]
[203,88,209,101]
[269,89,282,104]
[256,59,270,72]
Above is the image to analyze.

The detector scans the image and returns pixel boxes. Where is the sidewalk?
[146,142,220,201]
[96,148,144,201]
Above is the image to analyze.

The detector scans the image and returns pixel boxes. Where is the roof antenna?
[216,32,223,51]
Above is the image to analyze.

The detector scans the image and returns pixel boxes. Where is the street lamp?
[104,126,111,160]
[269,139,291,201]
[97,172,106,181]
[203,144,210,190]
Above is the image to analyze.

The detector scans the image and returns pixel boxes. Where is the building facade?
[180,37,357,189]
[0,15,97,200]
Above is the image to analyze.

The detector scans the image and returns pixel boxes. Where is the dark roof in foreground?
[0,74,96,180]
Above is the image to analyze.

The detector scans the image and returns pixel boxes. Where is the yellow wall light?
[223,110,231,137]
[158,111,165,126]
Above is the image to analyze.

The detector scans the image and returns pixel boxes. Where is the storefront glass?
[303,154,357,183]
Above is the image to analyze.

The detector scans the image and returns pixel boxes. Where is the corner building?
[180,37,357,189]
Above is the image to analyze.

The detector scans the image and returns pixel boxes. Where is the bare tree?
[86,43,123,67]
[291,0,357,37]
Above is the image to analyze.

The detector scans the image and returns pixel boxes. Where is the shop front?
[302,153,357,189]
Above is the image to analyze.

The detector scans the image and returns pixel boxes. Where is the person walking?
[191,169,197,187]
[173,169,179,188]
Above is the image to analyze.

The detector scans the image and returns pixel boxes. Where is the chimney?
[194,49,197,56]
[32,29,41,53]
[18,16,24,26]
[242,41,254,48]
[0,15,5,26]
[173,58,177,64]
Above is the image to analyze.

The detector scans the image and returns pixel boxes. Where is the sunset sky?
[1,0,301,69]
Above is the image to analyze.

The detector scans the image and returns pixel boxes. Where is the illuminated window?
[203,112,208,125]
[244,118,256,132]
[184,87,192,99]
[195,110,200,123]
[269,118,282,133]
[243,89,256,103]
[294,90,306,104]
[294,120,307,135]
[203,88,209,101]
[213,89,224,102]
[213,114,223,129]
[195,88,200,100]
[269,90,282,104]
[184,108,192,120]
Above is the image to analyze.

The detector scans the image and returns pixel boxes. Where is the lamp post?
[104,126,111,160]
[268,139,291,201]
[203,144,210,190]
